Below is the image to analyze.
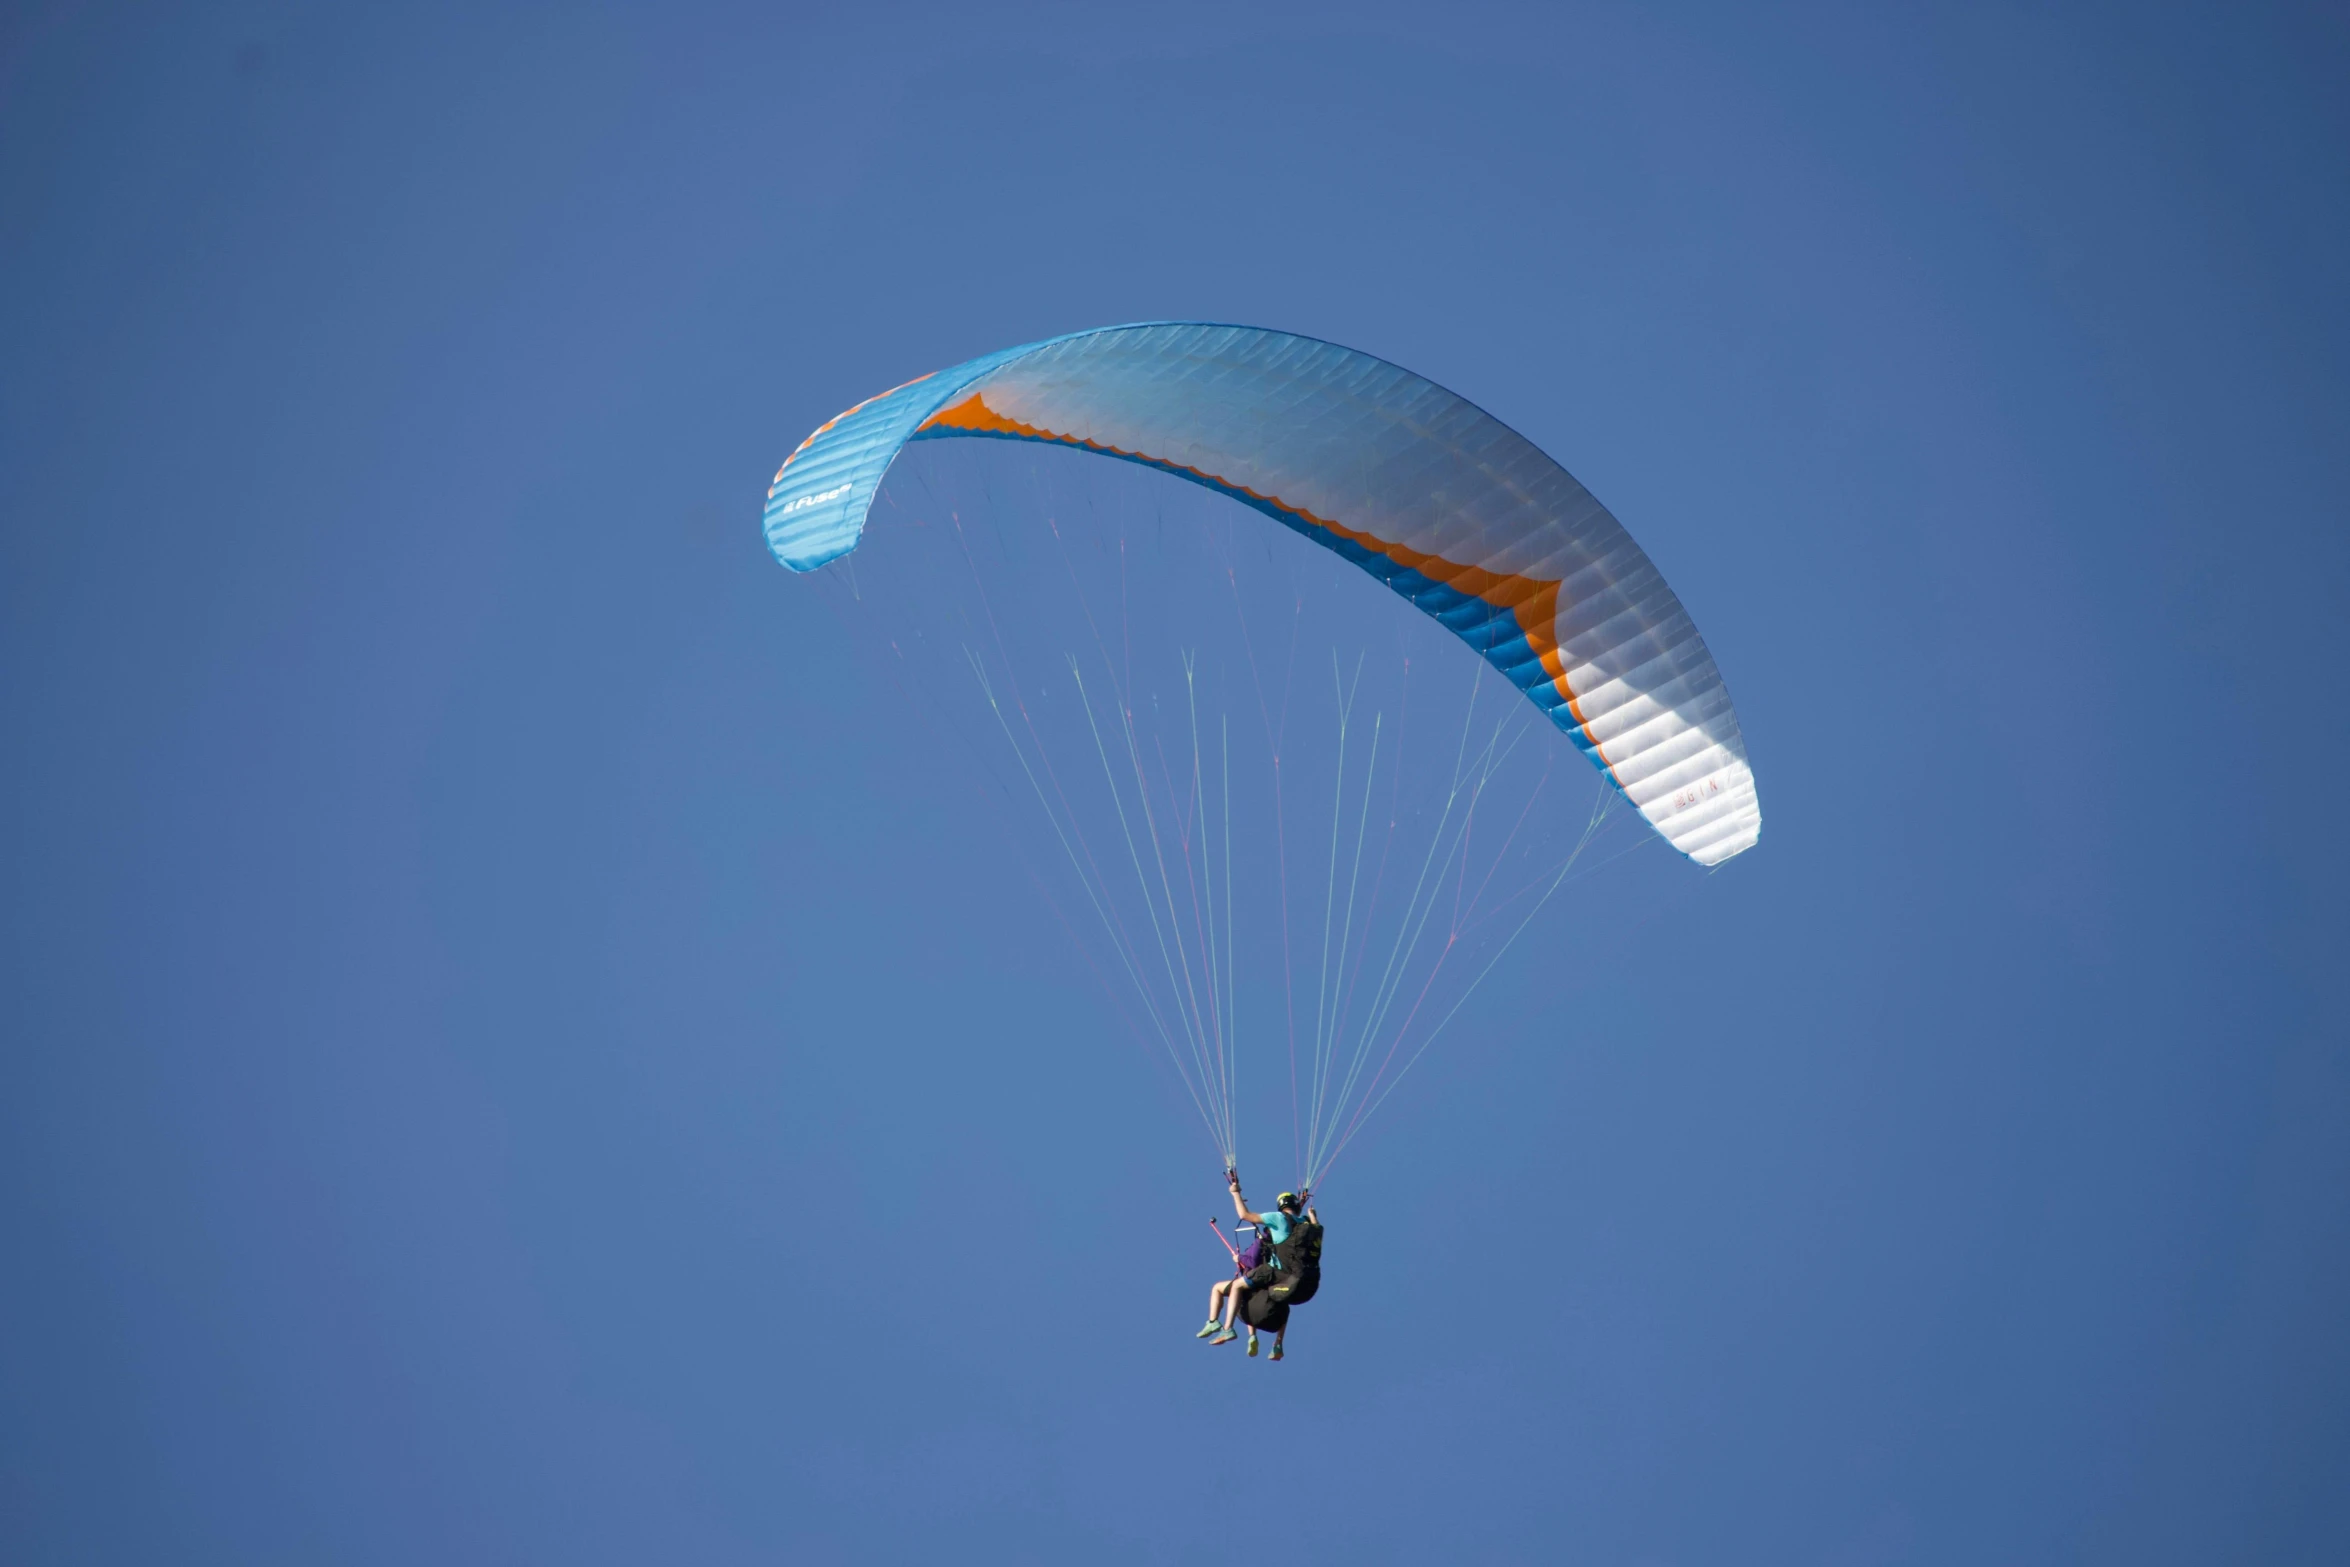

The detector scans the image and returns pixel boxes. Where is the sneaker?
[1195,1320,1222,1339]
[1208,1328,1238,1346]
[1247,1333,1260,1357]
[1270,1342,1285,1361]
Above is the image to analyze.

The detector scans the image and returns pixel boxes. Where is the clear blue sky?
[4,3,2345,1562]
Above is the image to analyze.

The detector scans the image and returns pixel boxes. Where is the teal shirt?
[1254,1211,1294,1248]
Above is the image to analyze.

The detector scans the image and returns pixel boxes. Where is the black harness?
[1268,1216,1324,1305]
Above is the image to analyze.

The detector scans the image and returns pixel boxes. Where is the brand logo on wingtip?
[775,481,854,515]
[1664,773,1728,815]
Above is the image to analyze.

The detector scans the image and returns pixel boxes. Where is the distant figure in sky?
[1198,1171,1322,1359]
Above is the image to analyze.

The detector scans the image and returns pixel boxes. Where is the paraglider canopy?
[765,321,1759,865]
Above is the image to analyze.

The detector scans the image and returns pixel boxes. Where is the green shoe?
[1208,1328,1238,1346]
[1270,1342,1285,1362]
[1247,1333,1260,1357]
[1196,1320,1222,1339]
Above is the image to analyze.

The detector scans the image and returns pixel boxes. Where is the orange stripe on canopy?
[919,391,1620,778]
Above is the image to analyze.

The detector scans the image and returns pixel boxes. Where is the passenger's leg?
[1208,1284,1244,1344]
[1198,1280,1231,1337]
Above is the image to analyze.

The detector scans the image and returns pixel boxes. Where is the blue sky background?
[4,3,2346,1562]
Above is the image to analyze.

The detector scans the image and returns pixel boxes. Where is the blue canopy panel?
[762,323,1760,865]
